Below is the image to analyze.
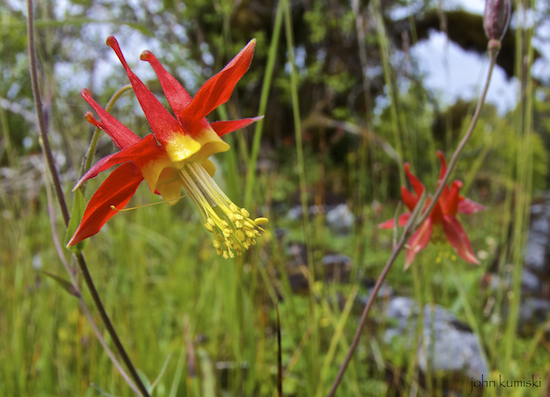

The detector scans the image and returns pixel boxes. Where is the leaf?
[40,271,80,298]
[197,349,215,397]
[136,369,152,392]
[149,353,172,393]
[65,188,87,253]
[89,383,120,397]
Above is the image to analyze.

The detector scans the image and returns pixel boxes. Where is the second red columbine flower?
[68,36,267,259]
[379,152,485,269]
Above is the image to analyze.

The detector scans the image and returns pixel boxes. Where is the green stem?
[244,0,284,207]
[282,0,321,392]
[372,0,405,185]
[504,8,535,373]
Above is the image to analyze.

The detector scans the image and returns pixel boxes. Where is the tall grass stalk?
[244,0,284,208]
[282,0,322,393]
[372,0,405,185]
[503,1,536,374]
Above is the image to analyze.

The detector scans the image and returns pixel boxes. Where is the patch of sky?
[171,23,188,43]
[388,1,425,21]
[449,0,484,13]
[413,0,549,113]
[412,31,518,114]
[7,0,25,14]
[176,65,200,93]
[202,52,214,66]
[316,48,327,63]
[52,0,85,19]
[284,45,307,77]
[79,24,160,93]
[510,6,536,30]
[7,83,20,100]
[55,62,90,99]
[373,86,391,118]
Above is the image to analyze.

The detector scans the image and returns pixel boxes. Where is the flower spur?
[68,36,267,258]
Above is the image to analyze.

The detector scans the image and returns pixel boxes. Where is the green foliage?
[3,0,550,395]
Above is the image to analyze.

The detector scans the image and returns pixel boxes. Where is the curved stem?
[27,1,150,395]
[75,252,150,397]
[327,191,426,397]
[415,50,498,227]
[27,0,70,225]
[43,168,141,395]
[327,45,499,397]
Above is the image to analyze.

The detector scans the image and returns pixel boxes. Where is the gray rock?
[326,204,354,234]
[384,297,488,380]
[286,203,355,234]
[524,198,550,272]
[519,298,550,326]
[323,254,352,283]
[521,268,542,294]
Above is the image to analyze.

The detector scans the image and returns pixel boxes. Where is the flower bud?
[484,0,511,41]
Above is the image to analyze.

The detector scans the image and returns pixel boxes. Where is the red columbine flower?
[68,36,267,258]
[379,152,485,269]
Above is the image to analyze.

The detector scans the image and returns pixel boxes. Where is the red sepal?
[140,50,192,116]
[437,151,447,180]
[106,36,186,147]
[74,134,165,189]
[443,214,479,264]
[68,162,143,246]
[405,218,432,269]
[378,213,411,229]
[445,180,463,215]
[81,89,140,149]
[458,198,487,214]
[431,200,445,225]
[404,163,424,196]
[179,40,256,129]
[210,116,263,137]
[401,186,418,211]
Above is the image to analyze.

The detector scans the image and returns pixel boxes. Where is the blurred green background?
[2,0,550,395]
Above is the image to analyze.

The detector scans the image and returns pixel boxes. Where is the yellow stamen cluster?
[178,161,268,258]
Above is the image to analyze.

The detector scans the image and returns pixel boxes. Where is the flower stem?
[27,0,70,226]
[43,167,141,395]
[326,43,499,397]
[75,252,151,397]
[415,49,498,227]
[27,1,150,395]
[327,190,426,397]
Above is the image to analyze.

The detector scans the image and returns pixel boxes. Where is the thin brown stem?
[327,44,499,397]
[276,301,283,397]
[27,1,150,395]
[75,252,151,397]
[327,190,426,397]
[416,50,498,227]
[43,168,141,395]
[27,0,69,225]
